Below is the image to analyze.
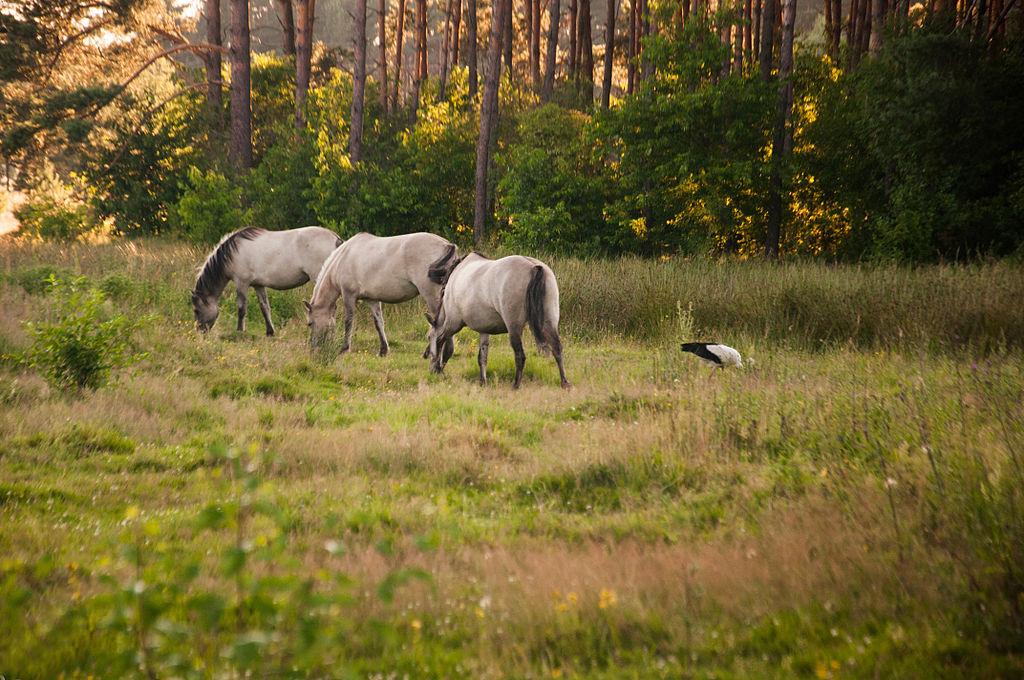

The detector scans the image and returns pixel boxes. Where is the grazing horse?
[306,232,458,356]
[191,226,342,335]
[426,253,569,389]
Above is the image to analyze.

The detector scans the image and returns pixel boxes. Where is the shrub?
[9,265,77,294]
[245,127,318,230]
[14,168,95,242]
[171,166,250,243]
[497,104,610,254]
[23,276,144,391]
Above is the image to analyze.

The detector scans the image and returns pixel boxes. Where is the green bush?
[23,276,144,391]
[9,265,77,294]
[245,127,318,230]
[171,166,251,243]
[13,167,96,242]
[498,104,609,254]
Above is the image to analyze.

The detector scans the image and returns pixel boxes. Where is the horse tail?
[427,244,458,284]
[526,265,550,352]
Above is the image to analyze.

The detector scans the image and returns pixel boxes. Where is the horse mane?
[193,227,265,299]
[427,244,459,285]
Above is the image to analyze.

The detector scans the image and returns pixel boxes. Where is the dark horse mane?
[193,227,265,300]
[426,244,460,285]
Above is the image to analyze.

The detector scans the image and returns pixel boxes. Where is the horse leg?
[235,284,249,333]
[477,334,490,385]
[369,301,389,357]
[548,328,570,389]
[510,329,527,389]
[340,294,356,353]
[254,286,275,336]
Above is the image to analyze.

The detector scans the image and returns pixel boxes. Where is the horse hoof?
[379,348,389,357]
[561,381,572,390]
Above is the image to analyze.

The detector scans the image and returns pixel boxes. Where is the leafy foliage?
[171,166,251,243]
[22,276,144,391]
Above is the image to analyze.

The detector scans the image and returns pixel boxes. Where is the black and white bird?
[680,343,743,376]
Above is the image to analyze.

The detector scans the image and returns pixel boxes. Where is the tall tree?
[392,0,406,108]
[602,0,618,107]
[411,0,427,115]
[569,0,579,78]
[452,0,463,69]
[503,0,513,72]
[294,0,316,127]
[379,0,389,113]
[765,0,796,258]
[542,0,561,99]
[474,0,510,246]
[468,0,479,96]
[350,0,368,162]
[870,0,887,51]
[627,0,636,93]
[531,0,542,87]
[579,0,594,89]
[229,0,253,168]
[744,0,753,61]
[205,0,223,115]
[274,0,297,55]
[440,0,455,95]
[758,0,774,80]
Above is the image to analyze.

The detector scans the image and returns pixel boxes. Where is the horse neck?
[310,268,341,311]
[195,258,232,305]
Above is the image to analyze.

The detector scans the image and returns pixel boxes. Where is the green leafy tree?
[172,166,251,243]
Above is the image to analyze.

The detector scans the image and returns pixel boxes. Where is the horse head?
[192,290,220,332]
[305,300,336,348]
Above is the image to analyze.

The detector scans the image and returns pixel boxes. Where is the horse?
[191,226,342,335]
[305,232,458,356]
[426,252,569,389]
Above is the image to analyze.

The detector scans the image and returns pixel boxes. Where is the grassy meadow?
[1,239,1024,678]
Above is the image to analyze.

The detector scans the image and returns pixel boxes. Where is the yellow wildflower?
[598,588,618,610]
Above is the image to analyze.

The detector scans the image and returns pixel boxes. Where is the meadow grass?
[1,239,1023,678]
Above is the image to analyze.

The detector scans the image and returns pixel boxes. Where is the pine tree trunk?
[569,0,578,78]
[869,0,886,50]
[626,0,636,93]
[411,0,426,116]
[531,0,542,87]
[392,0,406,108]
[639,0,651,81]
[526,0,535,83]
[602,0,617,108]
[453,0,463,65]
[440,0,454,96]
[205,0,223,116]
[379,0,389,113]
[468,0,479,96]
[542,0,561,99]
[744,0,753,61]
[765,0,796,258]
[295,0,316,127]
[503,0,513,73]
[758,0,774,81]
[230,0,253,168]
[350,0,367,162]
[474,0,509,246]
[580,0,594,90]
[753,0,762,63]
[721,22,731,78]
[274,0,297,55]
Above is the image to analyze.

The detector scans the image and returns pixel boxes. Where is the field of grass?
[1,239,1023,678]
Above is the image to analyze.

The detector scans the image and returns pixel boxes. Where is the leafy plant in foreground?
[22,276,144,391]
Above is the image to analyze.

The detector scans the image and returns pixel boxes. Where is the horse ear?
[303,300,312,312]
